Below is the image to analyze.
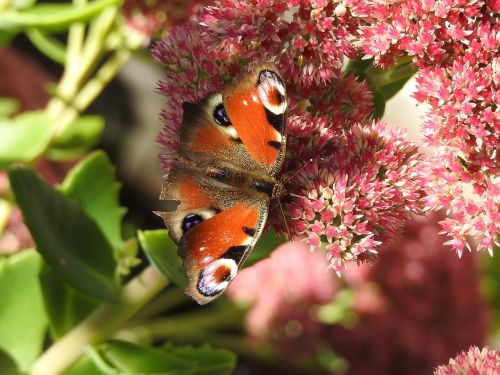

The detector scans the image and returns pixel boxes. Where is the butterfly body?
[157,63,287,304]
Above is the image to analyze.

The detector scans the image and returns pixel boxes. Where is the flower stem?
[29,266,168,375]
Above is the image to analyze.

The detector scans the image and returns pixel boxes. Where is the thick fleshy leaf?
[0,0,121,31]
[0,111,52,168]
[0,349,20,375]
[0,98,19,119]
[47,116,104,161]
[63,356,101,375]
[138,229,187,288]
[91,340,236,375]
[40,265,99,339]
[0,251,47,372]
[9,168,118,301]
[61,151,125,249]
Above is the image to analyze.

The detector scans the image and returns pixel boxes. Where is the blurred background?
[1,30,499,374]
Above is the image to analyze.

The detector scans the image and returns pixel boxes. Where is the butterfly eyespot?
[213,104,231,126]
[197,259,238,297]
[182,213,203,233]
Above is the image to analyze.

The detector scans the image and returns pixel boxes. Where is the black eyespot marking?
[252,179,274,197]
[182,214,203,233]
[243,227,256,237]
[268,140,281,150]
[213,104,231,126]
[265,108,283,132]
[222,245,248,263]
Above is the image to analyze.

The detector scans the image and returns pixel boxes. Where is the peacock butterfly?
[156,63,287,304]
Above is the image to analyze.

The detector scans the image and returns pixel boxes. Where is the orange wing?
[178,202,267,304]
[156,165,269,305]
[223,63,287,176]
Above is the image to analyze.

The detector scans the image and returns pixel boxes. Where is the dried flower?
[434,346,500,375]
[123,0,208,35]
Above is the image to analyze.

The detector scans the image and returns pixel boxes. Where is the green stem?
[50,48,131,139]
[116,304,244,343]
[29,266,169,375]
[26,29,66,64]
[131,287,189,321]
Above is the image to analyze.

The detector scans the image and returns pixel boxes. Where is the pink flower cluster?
[153,0,428,271]
[434,346,500,375]
[200,0,360,92]
[229,213,490,374]
[274,121,425,273]
[350,0,500,255]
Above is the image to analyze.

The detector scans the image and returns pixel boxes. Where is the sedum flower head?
[200,0,361,90]
[275,121,426,273]
[350,0,500,256]
[434,346,500,375]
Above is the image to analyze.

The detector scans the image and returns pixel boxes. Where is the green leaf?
[245,229,285,266]
[372,89,386,120]
[91,340,236,375]
[0,111,52,168]
[9,168,118,301]
[47,116,104,161]
[364,57,416,101]
[0,98,19,118]
[0,251,47,372]
[138,229,187,288]
[63,356,101,375]
[0,0,121,31]
[61,151,125,249]
[0,31,15,48]
[0,349,20,375]
[40,265,99,339]
[163,343,237,375]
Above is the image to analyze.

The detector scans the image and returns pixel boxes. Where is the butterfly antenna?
[278,199,292,242]
[283,158,314,185]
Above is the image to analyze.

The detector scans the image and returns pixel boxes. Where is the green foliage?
[0,111,52,168]
[60,151,125,250]
[40,265,99,339]
[0,0,121,31]
[345,56,417,119]
[89,340,236,375]
[0,349,20,375]
[0,251,47,372]
[47,116,104,160]
[138,229,188,288]
[36,151,129,337]
[9,168,118,301]
[0,98,19,118]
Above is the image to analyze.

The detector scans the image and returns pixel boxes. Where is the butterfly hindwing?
[157,165,268,304]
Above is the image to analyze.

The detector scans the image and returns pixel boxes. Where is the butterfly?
[156,63,287,304]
